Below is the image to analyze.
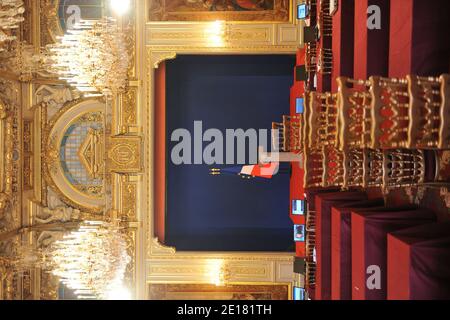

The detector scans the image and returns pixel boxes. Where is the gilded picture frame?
[149,0,292,22]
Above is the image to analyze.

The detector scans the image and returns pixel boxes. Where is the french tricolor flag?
[240,163,280,179]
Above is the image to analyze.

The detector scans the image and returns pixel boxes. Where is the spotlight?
[105,284,132,300]
[110,0,131,15]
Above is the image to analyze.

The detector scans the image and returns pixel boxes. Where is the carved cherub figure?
[35,206,81,224]
[35,85,79,108]
[37,231,65,248]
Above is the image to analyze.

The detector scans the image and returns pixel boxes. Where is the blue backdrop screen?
[166,55,295,251]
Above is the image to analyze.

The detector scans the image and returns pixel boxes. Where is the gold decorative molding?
[78,128,104,179]
[150,51,177,69]
[39,0,60,46]
[150,237,176,256]
[39,270,59,300]
[146,258,293,285]
[116,174,140,222]
[107,136,143,174]
[150,253,294,262]
[146,20,302,50]
[121,87,138,130]
[123,228,137,292]
[144,28,298,292]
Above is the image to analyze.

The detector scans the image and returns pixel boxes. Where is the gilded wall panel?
[146,22,301,50]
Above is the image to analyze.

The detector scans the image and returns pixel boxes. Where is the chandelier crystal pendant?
[44,17,130,97]
[0,0,25,51]
[43,221,131,300]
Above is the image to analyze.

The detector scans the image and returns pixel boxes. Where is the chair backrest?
[322,146,344,187]
[318,9,332,37]
[272,116,303,153]
[337,76,372,151]
[342,148,384,188]
[317,48,333,74]
[272,122,286,152]
[304,145,344,188]
[363,149,384,188]
[407,75,441,149]
[308,92,338,149]
[439,74,450,149]
[283,115,302,152]
[303,146,325,188]
[306,261,316,285]
[370,76,410,149]
[306,213,316,232]
[305,43,317,73]
[382,149,425,190]
[342,148,364,189]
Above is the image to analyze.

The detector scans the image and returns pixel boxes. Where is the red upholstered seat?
[388,222,450,300]
[351,208,436,300]
[305,187,341,212]
[315,190,367,300]
[331,199,385,300]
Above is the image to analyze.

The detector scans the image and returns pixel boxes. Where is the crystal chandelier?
[33,221,131,300]
[0,0,25,51]
[44,17,130,97]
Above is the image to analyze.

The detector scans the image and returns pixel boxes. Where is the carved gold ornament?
[108,136,142,173]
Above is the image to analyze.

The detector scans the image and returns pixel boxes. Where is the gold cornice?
[150,51,177,69]
[150,237,176,256]
[149,253,295,262]
[147,45,297,54]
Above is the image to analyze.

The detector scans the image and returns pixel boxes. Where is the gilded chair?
[438,74,450,149]
[304,145,344,188]
[306,209,316,232]
[382,149,425,190]
[407,75,442,149]
[439,74,450,149]
[370,76,410,149]
[272,116,302,153]
[317,6,333,38]
[317,48,333,74]
[305,43,317,74]
[319,0,331,18]
[307,92,338,149]
[272,122,287,152]
[306,261,316,287]
[342,148,364,189]
[337,76,373,151]
[306,232,316,258]
[342,148,384,189]
[301,93,310,152]
[283,115,302,152]
[363,149,384,188]
[303,146,325,188]
[323,145,345,187]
